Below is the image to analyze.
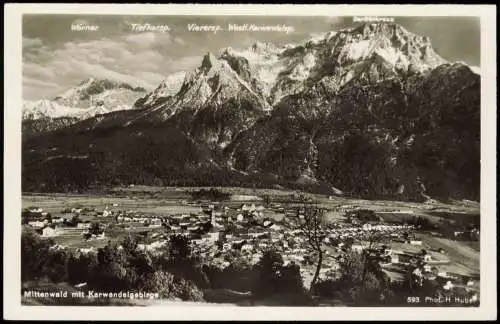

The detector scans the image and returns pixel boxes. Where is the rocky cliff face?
[227,61,479,200]
[134,72,186,110]
[133,52,271,150]
[22,22,480,201]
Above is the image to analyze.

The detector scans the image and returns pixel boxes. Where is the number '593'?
[407,297,420,303]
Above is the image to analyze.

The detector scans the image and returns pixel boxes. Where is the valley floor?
[21,186,480,307]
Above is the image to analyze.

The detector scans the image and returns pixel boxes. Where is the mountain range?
[22,22,480,201]
[22,78,147,135]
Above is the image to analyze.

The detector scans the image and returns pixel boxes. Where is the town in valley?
[22,186,480,306]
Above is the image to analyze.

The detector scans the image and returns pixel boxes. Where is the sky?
[23,15,480,100]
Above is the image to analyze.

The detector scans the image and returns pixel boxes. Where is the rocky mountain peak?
[54,78,146,108]
[320,22,447,77]
[251,41,279,54]
[78,77,97,86]
[356,22,408,38]
[135,71,187,109]
[24,77,147,124]
[23,22,480,202]
[200,52,220,73]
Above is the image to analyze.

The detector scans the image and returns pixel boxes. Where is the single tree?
[262,194,271,207]
[252,250,284,297]
[122,234,138,253]
[297,203,327,288]
[94,243,129,290]
[359,231,388,291]
[168,234,192,262]
[338,250,389,305]
[69,214,80,227]
[89,222,103,236]
[21,228,55,281]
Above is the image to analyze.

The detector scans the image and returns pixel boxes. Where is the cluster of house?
[24,200,480,302]
[116,213,163,228]
[137,239,168,252]
[109,202,285,263]
[24,207,99,238]
[22,198,481,304]
[197,229,308,268]
[451,228,480,240]
[127,203,423,277]
[166,213,211,232]
[322,223,415,240]
[406,249,479,303]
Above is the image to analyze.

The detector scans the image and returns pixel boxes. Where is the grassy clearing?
[385,232,479,280]
[421,234,480,275]
[23,195,202,218]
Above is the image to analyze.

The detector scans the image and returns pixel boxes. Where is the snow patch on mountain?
[219,44,287,99]
[149,52,271,120]
[138,22,469,121]
[23,78,146,121]
[466,65,480,75]
[140,71,186,108]
[53,78,146,108]
[62,22,477,133]
[342,40,374,61]
[23,100,86,120]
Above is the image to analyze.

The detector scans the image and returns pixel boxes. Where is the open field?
[421,234,480,276]
[23,195,202,217]
[24,185,479,218]
[384,232,479,279]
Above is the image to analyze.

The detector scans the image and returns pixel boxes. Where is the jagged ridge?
[23,78,147,134]
[22,22,480,201]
